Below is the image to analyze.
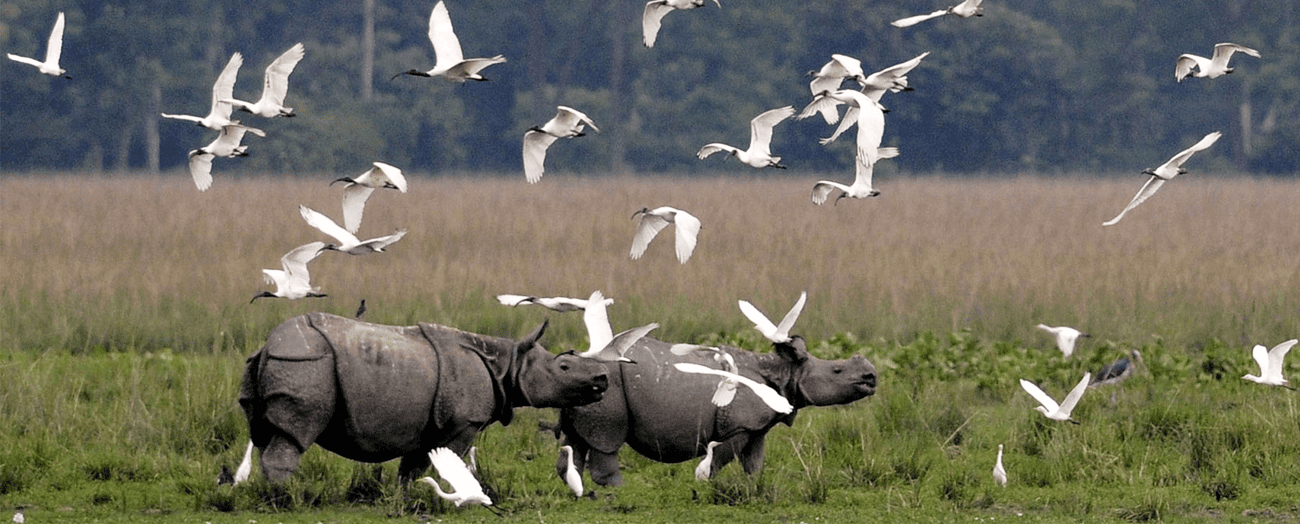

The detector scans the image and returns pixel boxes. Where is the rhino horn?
[517,319,549,353]
[774,335,809,364]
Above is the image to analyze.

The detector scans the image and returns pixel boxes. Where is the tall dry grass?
[1,173,1297,353]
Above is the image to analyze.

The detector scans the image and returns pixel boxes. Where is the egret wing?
[600,323,659,361]
[891,10,949,28]
[1160,131,1220,171]
[1252,344,1271,376]
[1175,54,1207,81]
[187,151,215,191]
[1018,379,1060,413]
[523,130,559,183]
[45,12,65,67]
[209,53,243,122]
[1266,339,1298,382]
[497,294,533,307]
[428,1,466,67]
[359,229,407,251]
[1056,373,1092,417]
[696,143,736,159]
[672,209,702,263]
[738,300,779,340]
[582,290,615,351]
[810,181,846,205]
[259,43,304,107]
[711,378,738,407]
[673,363,793,413]
[557,106,599,133]
[748,106,795,158]
[1102,176,1165,226]
[281,241,327,282]
[820,106,859,145]
[428,447,484,498]
[773,291,807,340]
[630,213,670,259]
[371,162,408,192]
[300,205,361,246]
[642,2,674,48]
[341,184,376,234]
[1211,43,1260,69]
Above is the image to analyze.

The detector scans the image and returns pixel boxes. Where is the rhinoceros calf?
[559,336,876,486]
[239,312,609,482]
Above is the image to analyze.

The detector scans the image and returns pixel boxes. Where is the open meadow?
[1,173,1300,522]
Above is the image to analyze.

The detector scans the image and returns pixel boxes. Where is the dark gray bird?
[1089,350,1143,388]
[355,299,367,320]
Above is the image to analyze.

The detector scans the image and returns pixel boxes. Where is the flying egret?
[250,241,328,302]
[807,55,867,124]
[299,205,408,255]
[1175,43,1260,82]
[523,106,599,184]
[630,206,701,264]
[496,294,613,312]
[1242,339,1298,389]
[642,0,720,48]
[891,0,984,27]
[187,124,266,191]
[820,52,929,145]
[695,441,722,480]
[418,447,492,507]
[330,162,408,234]
[557,445,585,498]
[395,1,506,81]
[992,444,1007,487]
[6,12,69,78]
[696,106,796,169]
[1103,131,1221,226]
[1019,373,1091,423]
[233,440,254,485]
[1035,324,1089,357]
[221,42,305,118]
[161,53,243,130]
[1090,350,1143,388]
[674,363,793,414]
[577,290,657,362]
[671,343,741,406]
[799,90,890,204]
[738,291,807,344]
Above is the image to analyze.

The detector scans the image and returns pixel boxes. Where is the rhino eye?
[559,363,570,372]
[832,367,843,374]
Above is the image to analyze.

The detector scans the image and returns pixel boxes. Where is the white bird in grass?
[820,52,930,145]
[695,441,722,480]
[523,106,599,184]
[696,106,796,169]
[6,11,69,78]
[1242,339,1298,389]
[1175,43,1260,82]
[1019,373,1091,424]
[187,124,266,191]
[642,0,720,48]
[330,162,408,234]
[807,55,867,124]
[557,445,584,498]
[395,1,506,82]
[891,0,984,27]
[577,290,658,363]
[233,440,254,485]
[299,205,407,255]
[418,447,492,507]
[1102,131,1221,226]
[496,294,613,312]
[11,508,22,524]
[738,291,807,344]
[250,241,328,302]
[992,444,1007,487]
[221,42,305,118]
[161,53,243,130]
[674,363,793,414]
[630,206,702,264]
[671,344,741,406]
[1035,324,1089,357]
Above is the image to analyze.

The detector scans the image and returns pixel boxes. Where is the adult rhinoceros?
[239,312,609,482]
[559,336,876,486]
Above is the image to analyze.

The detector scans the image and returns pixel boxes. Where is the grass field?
[2,173,1299,522]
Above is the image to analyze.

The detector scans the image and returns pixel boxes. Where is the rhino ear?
[517,318,549,353]
[774,335,809,364]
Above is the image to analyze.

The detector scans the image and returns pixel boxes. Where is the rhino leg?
[738,433,766,475]
[398,451,433,484]
[261,433,305,482]
[585,447,623,487]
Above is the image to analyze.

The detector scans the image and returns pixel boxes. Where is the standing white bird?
[630,206,702,264]
[671,344,741,406]
[992,444,1007,487]
[6,11,69,78]
[674,363,793,413]
[807,55,867,124]
[161,53,244,130]
[1175,43,1260,82]
[1019,373,1091,423]
[187,124,266,191]
[221,42,305,118]
[330,162,408,234]
[1035,324,1089,357]
[891,0,984,27]
[418,448,492,507]
[642,0,720,48]
[496,294,612,312]
[820,52,930,145]
[557,445,585,498]
[738,291,807,344]
[395,1,506,81]
[523,106,599,184]
[696,106,796,169]
[233,440,254,485]
[1102,131,1221,226]
[576,291,658,362]
[695,441,722,480]
[1242,339,1299,389]
[11,508,22,524]
[299,205,408,255]
[250,241,328,302]
[799,90,890,204]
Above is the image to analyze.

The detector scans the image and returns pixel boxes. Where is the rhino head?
[511,320,609,408]
[771,336,877,409]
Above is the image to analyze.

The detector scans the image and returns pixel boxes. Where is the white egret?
[418,447,492,507]
[1103,131,1221,226]
[1019,373,1091,423]
[187,124,266,191]
[11,508,22,524]
[1175,43,1260,82]
[696,106,796,169]
[642,0,720,48]
[1090,350,1143,388]
[695,441,722,480]
[820,52,929,145]
[992,444,1007,487]
[1035,324,1089,357]
[6,12,69,78]
[799,90,889,204]
[577,291,657,362]
[671,344,741,406]
[630,206,701,264]
[233,440,254,485]
[674,363,793,414]
[557,445,584,498]
[1242,339,1298,389]
[299,205,407,255]
[250,241,328,302]
[395,1,506,81]
[523,106,599,184]
[161,53,243,130]
[330,162,408,234]
[891,0,984,28]
[496,294,612,312]
[807,55,867,124]
[738,291,807,344]
[221,42,305,118]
